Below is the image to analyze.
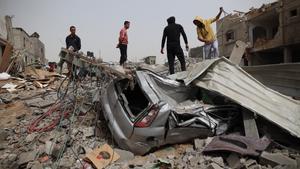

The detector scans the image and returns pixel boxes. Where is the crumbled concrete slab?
[211,157,225,167]
[45,141,61,158]
[207,162,223,169]
[226,153,242,169]
[185,147,195,154]
[114,148,135,162]
[58,156,75,168]
[194,138,205,150]
[260,151,297,167]
[0,129,9,141]
[25,98,44,107]
[25,133,37,143]
[205,137,214,146]
[244,159,261,169]
[29,161,43,169]
[17,151,38,165]
[80,127,94,138]
[7,153,17,162]
[0,93,18,103]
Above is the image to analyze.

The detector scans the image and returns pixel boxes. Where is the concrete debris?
[0,129,9,142]
[210,157,225,167]
[29,161,43,169]
[207,162,223,169]
[81,126,95,138]
[58,156,75,168]
[1,83,18,92]
[259,151,297,167]
[25,97,44,107]
[226,153,242,169]
[45,141,61,158]
[114,148,135,162]
[243,159,261,169]
[45,141,54,155]
[25,133,37,143]
[1,40,300,169]
[17,150,38,165]
[194,138,205,150]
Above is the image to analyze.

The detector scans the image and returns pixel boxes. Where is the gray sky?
[1,0,275,63]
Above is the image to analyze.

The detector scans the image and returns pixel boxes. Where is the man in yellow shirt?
[193,7,223,59]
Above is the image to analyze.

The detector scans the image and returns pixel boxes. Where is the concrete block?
[211,157,224,167]
[25,133,37,143]
[17,151,37,165]
[30,161,43,169]
[25,98,44,107]
[244,159,261,169]
[194,138,205,150]
[207,163,223,169]
[260,151,297,167]
[226,153,242,169]
[114,148,135,162]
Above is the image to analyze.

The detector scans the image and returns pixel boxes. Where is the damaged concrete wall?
[217,14,248,58]
[282,0,300,46]
[30,34,46,64]
[0,16,7,41]
[12,28,46,65]
[217,0,300,65]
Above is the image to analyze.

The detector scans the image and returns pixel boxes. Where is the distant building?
[0,16,13,62]
[217,0,300,65]
[12,28,46,65]
[143,56,156,65]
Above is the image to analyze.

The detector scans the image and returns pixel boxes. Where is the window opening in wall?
[290,9,298,17]
[226,31,235,42]
[253,26,267,46]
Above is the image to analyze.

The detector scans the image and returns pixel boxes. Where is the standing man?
[58,26,81,76]
[193,7,223,59]
[117,21,130,66]
[66,26,81,52]
[161,16,189,75]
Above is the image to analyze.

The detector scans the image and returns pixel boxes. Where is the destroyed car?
[100,69,239,155]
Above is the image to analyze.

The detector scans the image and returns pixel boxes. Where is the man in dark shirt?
[161,16,189,74]
[66,26,81,51]
[58,26,81,76]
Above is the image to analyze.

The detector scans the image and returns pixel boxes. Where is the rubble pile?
[0,50,300,169]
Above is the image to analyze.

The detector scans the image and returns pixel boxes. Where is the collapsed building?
[0,15,47,74]
[217,0,300,65]
[12,28,46,65]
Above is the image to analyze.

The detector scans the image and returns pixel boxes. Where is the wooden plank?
[0,43,13,72]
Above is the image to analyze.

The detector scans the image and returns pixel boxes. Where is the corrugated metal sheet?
[243,63,300,98]
[175,57,300,138]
